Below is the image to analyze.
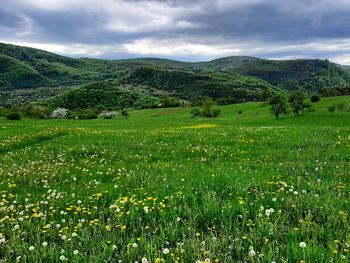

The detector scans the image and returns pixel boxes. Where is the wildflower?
[42,241,48,247]
[248,246,256,257]
[72,232,78,237]
[60,255,66,261]
[0,237,6,243]
[299,242,306,248]
[73,250,79,255]
[163,248,170,254]
[132,243,138,248]
[141,258,148,263]
[62,235,67,240]
[143,206,149,213]
[29,246,35,251]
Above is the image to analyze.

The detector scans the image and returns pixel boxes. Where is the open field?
[0,96,349,262]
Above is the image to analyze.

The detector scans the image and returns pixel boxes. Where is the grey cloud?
[0,0,350,64]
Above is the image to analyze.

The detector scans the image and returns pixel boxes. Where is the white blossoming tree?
[51,108,69,119]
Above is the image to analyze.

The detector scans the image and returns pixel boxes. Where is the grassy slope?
[0,96,349,262]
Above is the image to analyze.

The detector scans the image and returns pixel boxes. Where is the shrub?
[0,106,7,116]
[190,107,201,118]
[303,101,315,113]
[51,108,69,119]
[6,112,21,120]
[211,108,221,118]
[328,104,336,113]
[337,103,344,112]
[310,94,321,103]
[121,109,129,119]
[161,96,180,108]
[24,104,50,119]
[98,110,118,119]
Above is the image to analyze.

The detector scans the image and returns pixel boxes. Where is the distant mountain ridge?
[1,42,350,96]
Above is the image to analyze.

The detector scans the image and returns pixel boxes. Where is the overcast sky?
[1,0,350,64]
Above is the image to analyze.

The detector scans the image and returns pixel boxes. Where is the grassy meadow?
[0,96,349,262]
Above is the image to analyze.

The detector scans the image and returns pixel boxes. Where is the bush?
[98,110,118,119]
[51,108,69,119]
[0,106,7,117]
[211,108,221,118]
[337,103,344,112]
[6,112,21,120]
[310,94,320,103]
[303,101,315,113]
[24,104,50,119]
[190,107,201,118]
[161,96,180,108]
[328,104,336,113]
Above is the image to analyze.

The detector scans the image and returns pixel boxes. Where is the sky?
[1,0,350,64]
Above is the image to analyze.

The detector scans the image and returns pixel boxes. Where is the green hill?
[43,82,161,110]
[0,54,53,88]
[1,42,350,99]
[123,66,278,102]
[234,59,350,92]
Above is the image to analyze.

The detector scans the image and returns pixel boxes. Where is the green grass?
[0,96,349,262]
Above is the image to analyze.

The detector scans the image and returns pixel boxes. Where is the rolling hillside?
[1,42,350,100]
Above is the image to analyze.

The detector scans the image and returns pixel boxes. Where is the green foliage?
[261,86,273,105]
[328,104,336,113]
[1,42,350,105]
[269,94,289,118]
[121,109,129,119]
[125,66,277,103]
[161,96,180,107]
[189,97,221,118]
[235,59,350,92]
[0,106,6,116]
[337,103,345,112]
[216,97,236,105]
[190,107,202,118]
[6,111,21,120]
[45,82,161,111]
[68,109,99,119]
[310,94,321,103]
[288,88,306,116]
[23,104,50,119]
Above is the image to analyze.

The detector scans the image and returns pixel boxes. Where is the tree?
[261,87,273,105]
[310,94,320,103]
[51,108,69,119]
[201,97,216,117]
[121,109,129,119]
[289,89,306,116]
[269,94,288,119]
[190,107,201,118]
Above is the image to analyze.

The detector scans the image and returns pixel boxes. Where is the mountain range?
[1,42,350,108]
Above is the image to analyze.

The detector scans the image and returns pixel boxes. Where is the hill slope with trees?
[1,42,350,100]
